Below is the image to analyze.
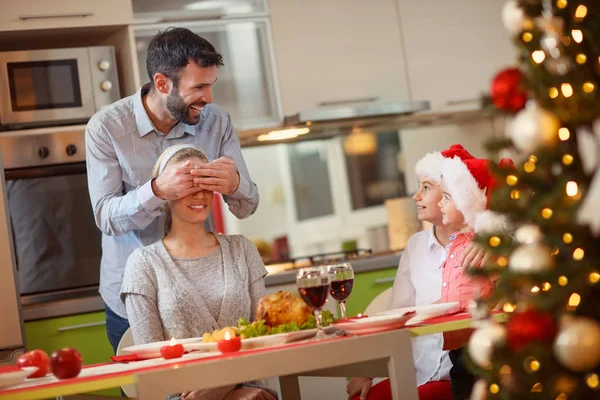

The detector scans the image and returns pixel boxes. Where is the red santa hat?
[414,144,475,183]
[441,156,514,232]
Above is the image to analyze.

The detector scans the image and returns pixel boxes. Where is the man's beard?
[166,86,202,125]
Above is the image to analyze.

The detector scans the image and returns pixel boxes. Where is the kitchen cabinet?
[345,267,397,317]
[134,19,281,130]
[132,0,267,23]
[269,0,411,117]
[24,311,119,396]
[1,0,133,32]
[397,0,514,111]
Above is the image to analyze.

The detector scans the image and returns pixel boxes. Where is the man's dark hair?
[146,27,224,87]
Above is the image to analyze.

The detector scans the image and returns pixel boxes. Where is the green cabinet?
[345,268,397,317]
[24,311,120,397]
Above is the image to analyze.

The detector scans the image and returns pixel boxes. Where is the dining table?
[0,312,506,400]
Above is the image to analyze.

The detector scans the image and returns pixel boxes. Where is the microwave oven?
[0,46,120,129]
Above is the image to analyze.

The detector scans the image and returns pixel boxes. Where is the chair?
[363,288,393,317]
[116,328,137,398]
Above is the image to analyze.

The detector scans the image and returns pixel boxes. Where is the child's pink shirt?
[440,231,494,350]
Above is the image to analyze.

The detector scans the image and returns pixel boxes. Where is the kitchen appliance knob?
[100,81,113,92]
[98,60,111,71]
[66,144,77,156]
[38,147,50,159]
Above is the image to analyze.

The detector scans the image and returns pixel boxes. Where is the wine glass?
[296,266,331,340]
[326,263,354,320]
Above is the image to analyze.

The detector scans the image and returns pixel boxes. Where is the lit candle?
[160,338,185,360]
[217,331,242,354]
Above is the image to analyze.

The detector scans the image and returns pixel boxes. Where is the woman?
[121,144,276,400]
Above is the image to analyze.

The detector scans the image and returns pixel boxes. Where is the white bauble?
[501,1,525,36]
[470,379,488,400]
[514,224,542,244]
[468,323,507,368]
[509,243,555,273]
[509,101,560,152]
[554,316,600,372]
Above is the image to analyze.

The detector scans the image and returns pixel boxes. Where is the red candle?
[160,338,185,360]
[217,331,242,354]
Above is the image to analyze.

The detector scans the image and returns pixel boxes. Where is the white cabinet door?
[1,0,133,31]
[397,0,514,111]
[269,0,411,116]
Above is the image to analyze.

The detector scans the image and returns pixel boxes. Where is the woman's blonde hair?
[153,145,210,235]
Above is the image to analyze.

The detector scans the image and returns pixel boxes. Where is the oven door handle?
[5,162,87,180]
[57,321,106,332]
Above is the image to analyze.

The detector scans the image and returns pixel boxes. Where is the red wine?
[299,285,329,309]
[330,278,354,301]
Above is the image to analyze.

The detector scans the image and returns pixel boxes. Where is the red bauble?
[506,309,558,352]
[490,67,527,112]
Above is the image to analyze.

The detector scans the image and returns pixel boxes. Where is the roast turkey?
[255,290,312,327]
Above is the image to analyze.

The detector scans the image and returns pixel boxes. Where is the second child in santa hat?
[437,154,513,400]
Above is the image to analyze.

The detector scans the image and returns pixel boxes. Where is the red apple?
[50,348,82,379]
[17,349,50,378]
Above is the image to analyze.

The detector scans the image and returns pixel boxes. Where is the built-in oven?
[0,127,101,305]
[0,46,120,130]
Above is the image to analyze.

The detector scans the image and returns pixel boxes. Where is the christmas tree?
[466,1,600,399]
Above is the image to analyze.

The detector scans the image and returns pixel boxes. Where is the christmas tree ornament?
[509,242,555,273]
[514,224,542,244]
[490,67,527,112]
[468,323,507,368]
[470,379,488,400]
[576,124,600,236]
[544,56,572,76]
[501,0,525,36]
[508,101,560,152]
[506,309,558,352]
[554,316,600,372]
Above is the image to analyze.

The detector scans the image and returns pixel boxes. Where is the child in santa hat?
[437,154,512,400]
[347,144,487,400]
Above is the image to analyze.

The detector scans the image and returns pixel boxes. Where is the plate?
[377,302,461,325]
[333,312,415,335]
[122,337,205,359]
[187,326,338,352]
[0,367,38,389]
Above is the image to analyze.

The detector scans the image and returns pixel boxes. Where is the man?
[85,27,259,353]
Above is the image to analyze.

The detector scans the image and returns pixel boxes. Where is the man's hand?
[152,160,201,200]
[458,242,490,273]
[223,387,276,400]
[190,157,241,196]
[346,377,373,400]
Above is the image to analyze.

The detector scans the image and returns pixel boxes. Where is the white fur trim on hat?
[441,156,487,228]
[474,210,510,234]
[415,152,445,183]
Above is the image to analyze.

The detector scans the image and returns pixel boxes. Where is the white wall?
[227,117,505,257]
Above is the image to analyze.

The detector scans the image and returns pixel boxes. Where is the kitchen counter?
[21,252,401,321]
